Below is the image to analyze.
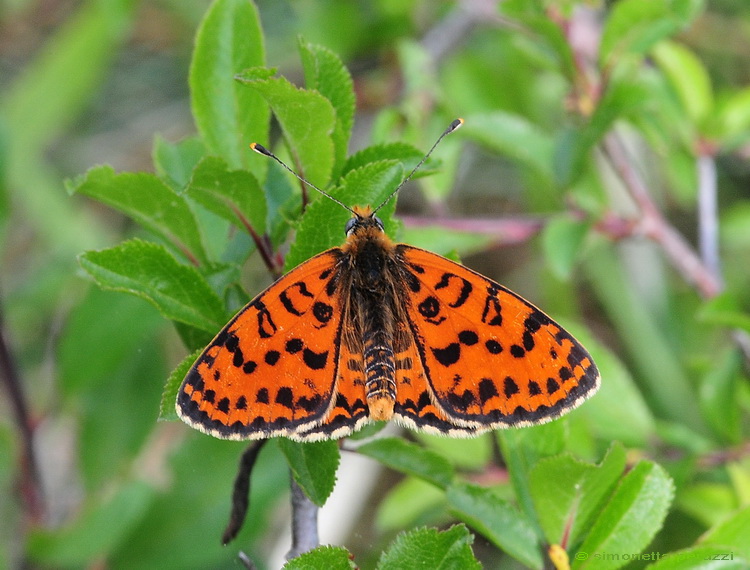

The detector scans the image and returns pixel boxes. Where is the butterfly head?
[345,205,385,237]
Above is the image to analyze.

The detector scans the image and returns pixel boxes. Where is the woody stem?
[287,476,319,560]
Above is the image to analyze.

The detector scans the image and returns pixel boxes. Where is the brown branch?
[0,299,44,524]
[601,133,723,299]
[400,214,545,245]
[232,205,282,279]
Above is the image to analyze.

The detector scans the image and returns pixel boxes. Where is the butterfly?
[176,119,600,442]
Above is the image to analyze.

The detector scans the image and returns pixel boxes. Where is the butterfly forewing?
[177,250,348,440]
[393,245,600,432]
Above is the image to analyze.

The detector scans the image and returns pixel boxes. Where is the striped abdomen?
[363,331,396,421]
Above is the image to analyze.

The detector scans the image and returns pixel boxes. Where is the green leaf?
[414,433,492,471]
[651,40,713,128]
[700,505,750,560]
[584,243,702,428]
[462,111,554,181]
[285,160,403,270]
[2,0,133,157]
[57,288,164,396]
[497,421,568,528]
[160,350,200,422]
[69,165,208,264]
[356,437,455,489]
[153,136,206,191]
[27,481,155,566]
[542,216,590,279]
[571,330,655,447]
[555,79,648,187]
[376,524,481,570]
[377,477,447,531]
[599,0,704,69]
[699,349,742,444]
[342,142,428,179]
[190,0,268,168]
[447,483,543,569]
[678,483,737,529]
[697,293,750,333]
[284,545,356,570]
[78,239,226,332]
[529,444,627,548]
[237,71,336,188]
[299,40,355,178]
[186,156,266,235]
[277,439,340,506]
[574,461,674,569]
[715,87,750,147]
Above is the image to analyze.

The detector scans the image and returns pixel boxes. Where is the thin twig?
[400,214,545,245]
[696,150,722,285]
[601,133,723,299]
[230,204,282,279]
[286,476,319,560]
[0,299,44,523]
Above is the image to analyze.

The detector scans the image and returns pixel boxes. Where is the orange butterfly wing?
[391,245,600,435]
[177,249,367,441]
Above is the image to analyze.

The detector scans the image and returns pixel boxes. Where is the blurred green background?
[2,0,750,568]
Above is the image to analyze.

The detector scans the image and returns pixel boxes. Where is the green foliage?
[277,439,340,507]
[3,0,750,569]
[376,525,481,570]
[283,545,356,570]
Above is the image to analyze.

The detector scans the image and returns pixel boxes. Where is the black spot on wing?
[485,339,503,354]
[313,302,333,324]
[448,389,475,411]
[232,348,244,368]
[279,282,314,316]
[481,295,503,326]
[275,387,294,409]
[286,338,303,354]
[431,343,460,366]
[458,330,478,345]
[503,377,519,398]
[303,348,328,370]
[418,296,440,319]
[434,273,472,308]
[478,378,498,404]
[510,345,525,358]
[217,397,230,414]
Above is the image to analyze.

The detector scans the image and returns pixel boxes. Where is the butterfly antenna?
[372,118,464,214]
[249,143,356,215]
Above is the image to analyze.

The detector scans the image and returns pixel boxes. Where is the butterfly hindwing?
[394,245,600,433]
[177,249,347,440]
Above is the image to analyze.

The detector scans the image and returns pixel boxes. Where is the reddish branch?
[601,134,723,299]
[0,301,44,525]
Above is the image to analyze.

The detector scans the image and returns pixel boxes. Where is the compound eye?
[373,216,385,231]
[345,217,358,236]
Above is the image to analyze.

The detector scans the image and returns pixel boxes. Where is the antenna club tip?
[249,142,272,156]
[449,118,464,132]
